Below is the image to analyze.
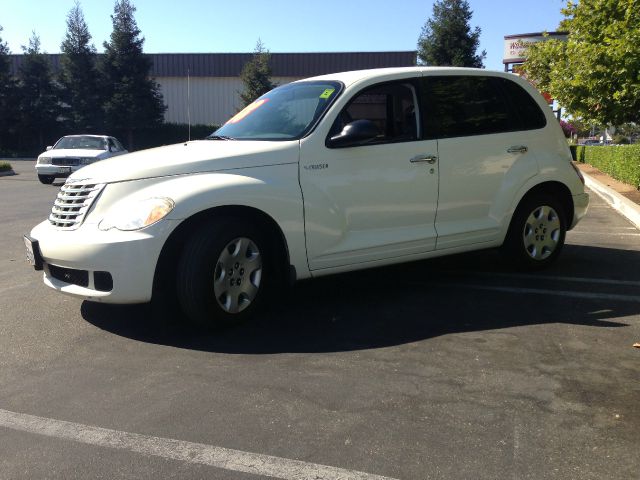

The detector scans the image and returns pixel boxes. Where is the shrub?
[0,161,12,172]
[575,145,640,189]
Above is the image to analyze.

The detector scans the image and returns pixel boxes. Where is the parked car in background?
[26,67,589,328]
[35,135,127,184]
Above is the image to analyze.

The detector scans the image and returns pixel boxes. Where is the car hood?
[43,149,106,158]
[68,140,300,184]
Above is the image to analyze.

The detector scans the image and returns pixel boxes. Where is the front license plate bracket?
[24,235,44,270]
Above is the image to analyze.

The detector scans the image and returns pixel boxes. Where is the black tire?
[38,174,55,184]
[502,192,567,270]
[176,217,278,328]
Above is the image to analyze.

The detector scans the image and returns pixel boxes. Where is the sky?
[0,0,566,71]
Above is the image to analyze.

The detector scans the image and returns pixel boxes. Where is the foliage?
[0,25,19,152]
[0,161,12,172]
[417,0,485,67]
[239,39,276,107]
[574,144,640,189]
[524,0,640,125]
[100,0,165,149]
[616,122,640,142]
[559,120,576,138]
[59,1,102,132]
[17,33,62,151]
[613,134,630,144]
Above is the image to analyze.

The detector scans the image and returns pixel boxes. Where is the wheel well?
[519,181,574,226]
[152,206,291,300]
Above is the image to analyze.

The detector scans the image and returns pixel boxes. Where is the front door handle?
[410,154,438,164]
[507,145,528,154]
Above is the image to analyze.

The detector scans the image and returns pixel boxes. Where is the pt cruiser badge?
[304,163,329,170]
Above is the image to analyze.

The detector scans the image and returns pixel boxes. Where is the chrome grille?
[52,157,80,166]
[49,182,105,229]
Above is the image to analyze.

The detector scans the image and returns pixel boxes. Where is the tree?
[417,0,485,68]
[17,32,61,151]
[101,0,165,149]
[0,25,19,152]
[239,39,276,107]
[60,1,102,132]
[524,0,640,125]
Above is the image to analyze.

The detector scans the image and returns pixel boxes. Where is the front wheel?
[502,193,567,270]
[38,174,55,184]
[176,218,276,328]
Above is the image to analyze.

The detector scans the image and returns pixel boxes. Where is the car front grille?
[48,264,89,287]
[52,157,81,166]
[49,181,105,229]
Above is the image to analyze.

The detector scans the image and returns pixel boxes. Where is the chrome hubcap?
[523,205,561,260]
[213,237,262,314]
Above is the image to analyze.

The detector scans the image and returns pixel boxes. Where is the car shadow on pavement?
[82,244,640,354]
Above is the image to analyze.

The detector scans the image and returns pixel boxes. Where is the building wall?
[156,76,299,125]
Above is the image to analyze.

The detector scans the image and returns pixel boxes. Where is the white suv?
[25,67,589,327]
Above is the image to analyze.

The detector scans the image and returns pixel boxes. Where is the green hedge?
[571,145,640,190]
[0,161,12,172]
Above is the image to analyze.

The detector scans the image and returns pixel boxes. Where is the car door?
[420,75,540,250]
[299,79,440,271]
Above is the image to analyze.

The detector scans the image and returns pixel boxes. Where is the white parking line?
[0,409,398,480]
[425,283,640,303]
[569,231,640,236]
[446,271,640,287]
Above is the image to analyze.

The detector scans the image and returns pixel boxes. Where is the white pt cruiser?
[26,67,589,327]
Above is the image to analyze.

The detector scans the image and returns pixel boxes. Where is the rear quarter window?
[495,77,547,131]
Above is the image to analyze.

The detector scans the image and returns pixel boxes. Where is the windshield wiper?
[206,135,235,141]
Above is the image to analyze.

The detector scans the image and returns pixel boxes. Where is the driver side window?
[330,82,419,144]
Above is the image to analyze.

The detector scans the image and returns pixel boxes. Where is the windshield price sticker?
[319,88,335,99]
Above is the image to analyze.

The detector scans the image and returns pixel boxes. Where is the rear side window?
[421,76,511,139]
[421,75,546,139]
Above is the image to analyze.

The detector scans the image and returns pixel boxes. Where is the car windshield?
[54,136,107,150]
[211,81,342,140]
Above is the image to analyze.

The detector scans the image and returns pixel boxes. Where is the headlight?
[38,156,52,164]
[98,197,175,231]
[80,157,94,165]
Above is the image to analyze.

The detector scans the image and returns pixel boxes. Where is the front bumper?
[35,165,83,177]
[30,218,178,304]
[571,192,589,229]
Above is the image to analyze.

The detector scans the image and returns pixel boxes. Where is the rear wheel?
[176,217,276,328]
[38,174,55,184]
[502,193,567,270]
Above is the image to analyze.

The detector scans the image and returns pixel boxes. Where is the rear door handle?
[410,154,438,164]
[507,145,528,154]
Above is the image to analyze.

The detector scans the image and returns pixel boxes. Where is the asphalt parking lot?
[1,160,639,480]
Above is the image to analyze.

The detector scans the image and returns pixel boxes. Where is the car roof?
[61,135,111,139]
[299,66,518,87]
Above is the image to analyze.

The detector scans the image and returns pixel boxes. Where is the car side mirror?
[327,119,380,148]
[46,146,52,151]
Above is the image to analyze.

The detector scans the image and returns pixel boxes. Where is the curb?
[582,172,640,230]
